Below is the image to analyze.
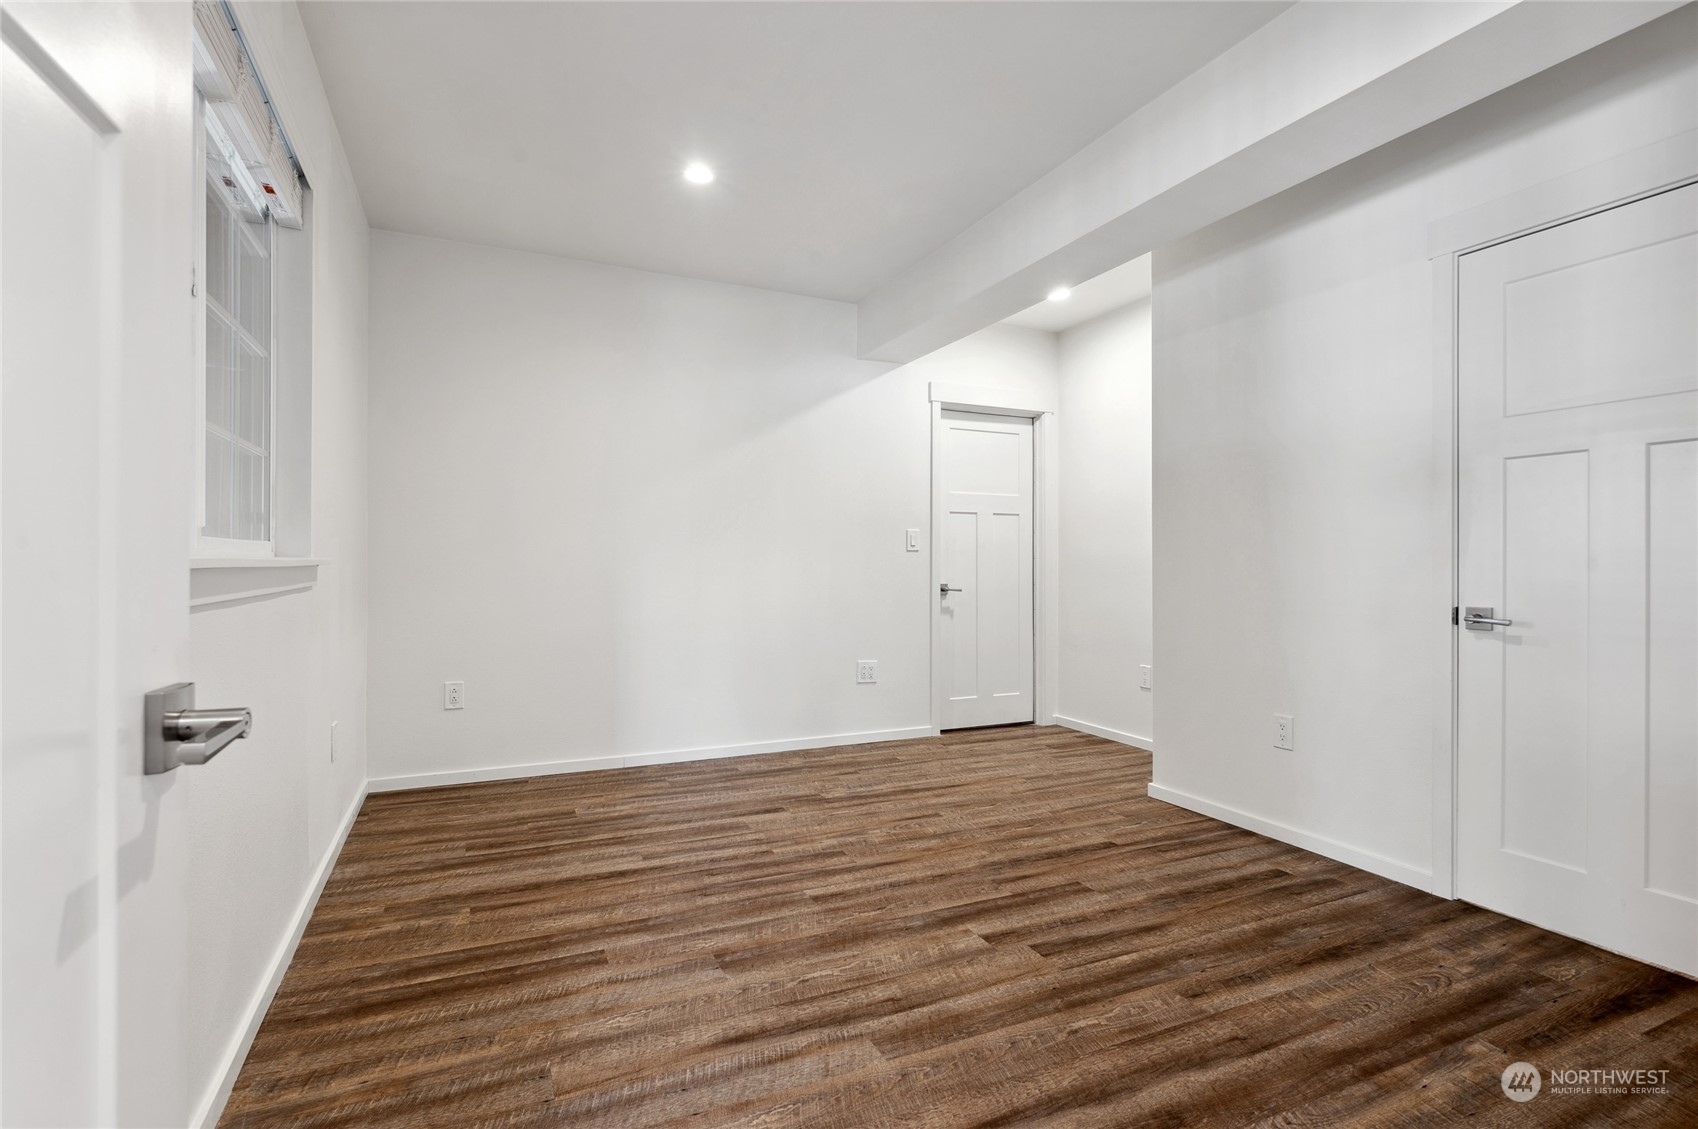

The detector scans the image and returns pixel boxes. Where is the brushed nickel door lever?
[1463,606,1514,631]
[144,683,253,774]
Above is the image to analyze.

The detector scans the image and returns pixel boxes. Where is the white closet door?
[1455,183,1697,976]
[937,410,1034,729]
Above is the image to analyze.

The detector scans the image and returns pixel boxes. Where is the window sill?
[189,557,324,610]
[191,556,328,570]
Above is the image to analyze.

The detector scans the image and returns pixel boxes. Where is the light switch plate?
[905,529,920,552]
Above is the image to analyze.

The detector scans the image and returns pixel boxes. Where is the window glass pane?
[237,340,268,446]
[244,447,269,541]
[205,182,230,310]
[205,310,231,431]
[236,217,270,342]
[201,126,271,545]
[205,432,231,538]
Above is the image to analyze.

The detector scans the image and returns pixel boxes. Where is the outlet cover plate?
[856,661,878,684]
[444,681,465,710]
[1273,714,1293,750]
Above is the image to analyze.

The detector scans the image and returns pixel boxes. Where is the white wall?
[1150,11,1697,889]
[1055,300,1153,746]
[185,3,369,1124]
[368,231,1056,786]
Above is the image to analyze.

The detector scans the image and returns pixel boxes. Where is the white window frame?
[194,90,277,560]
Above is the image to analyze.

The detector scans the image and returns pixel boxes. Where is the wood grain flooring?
[219,727,1698,1128]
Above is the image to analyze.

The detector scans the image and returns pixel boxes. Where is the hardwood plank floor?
[219,727,1698,1128]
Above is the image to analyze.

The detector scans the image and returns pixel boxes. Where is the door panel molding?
[0,10,120,135]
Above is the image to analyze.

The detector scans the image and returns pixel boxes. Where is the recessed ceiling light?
[683,162,715,185]
[1047,286,1072,302]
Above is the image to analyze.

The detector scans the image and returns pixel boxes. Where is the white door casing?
[1,4,195,1124]
[936,410,1035,729]
[1455,183,1697,976]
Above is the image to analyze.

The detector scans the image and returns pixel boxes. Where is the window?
[198,104,275,550]
[191,0,305,560]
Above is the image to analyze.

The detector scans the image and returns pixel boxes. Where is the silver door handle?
[144,683,253,773]
[165,710,252,765]
[1463,606,1513,631]
[940,583,963,596]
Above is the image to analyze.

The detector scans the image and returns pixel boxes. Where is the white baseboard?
[368,725,936,793]
[368,753,627,792]
[1053,715,1152,751]
[195,781,369,1128]
[1145,781,1433,893]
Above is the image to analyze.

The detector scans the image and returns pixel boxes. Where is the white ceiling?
[1002,254,1151,332]
[299,1,1288,302]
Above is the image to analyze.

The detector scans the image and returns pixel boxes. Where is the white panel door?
[937,410,1034,729]
[2,6,193,1124]
[2,23,113,1124]
[1456,183,1697,976]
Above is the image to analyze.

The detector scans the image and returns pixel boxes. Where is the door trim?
[1427,135,1698,900]
[928,383,1057,733]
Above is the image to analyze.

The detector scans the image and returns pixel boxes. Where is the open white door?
[1455,183,1697,976]
[2,4,195,1123]
[936,410,1035,730]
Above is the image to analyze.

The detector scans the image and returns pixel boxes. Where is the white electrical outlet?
[444,681,465,710]
[1139,665,1152,690]
[856,660,878,684]
[1274,714,1294,750]
[329,719,338,762]
[905,529,920,552]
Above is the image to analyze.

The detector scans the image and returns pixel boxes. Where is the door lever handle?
[163,709,252,765]
[1463,607,1513,631]
[144,683,253,773]
[940,583,963,596]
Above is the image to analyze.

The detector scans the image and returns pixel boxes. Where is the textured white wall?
[368,230,1057,785]
[1150,11,1697,888]
[185,2,370,1122]
[1056,300,1153,746]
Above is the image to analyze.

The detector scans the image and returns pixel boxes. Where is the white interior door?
[1456,183,1697,977]
[1,20,116,1123]
[937,410,1034,729]
[2,5,194,1124]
